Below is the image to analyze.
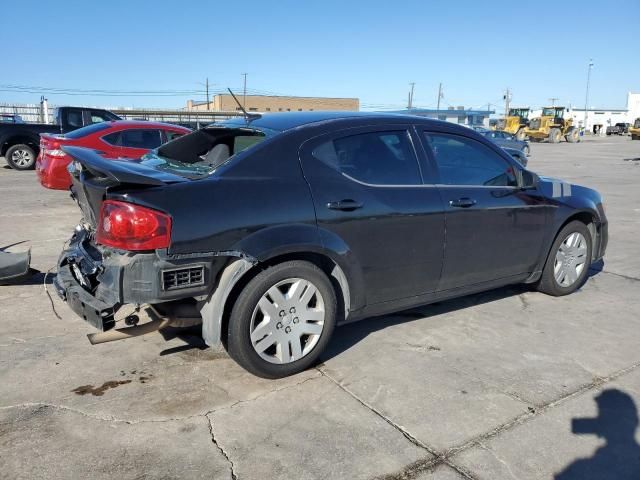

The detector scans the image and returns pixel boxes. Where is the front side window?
[423,133,517,187]
[120,129,163,149]
[313,130,421,185]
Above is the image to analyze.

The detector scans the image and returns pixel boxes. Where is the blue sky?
[3,0,639,113]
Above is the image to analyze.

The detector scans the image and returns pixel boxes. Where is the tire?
[566,127,579,143]
[548,128,561,143]
[515,128,527,141]
[5,144,37,170]
[536,220,592,296]
[632,134,639,141]
[227,260,337,378]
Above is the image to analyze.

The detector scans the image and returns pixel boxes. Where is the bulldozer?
[500,107,530,140]
[630,118,640,140]
[524,106,579,143]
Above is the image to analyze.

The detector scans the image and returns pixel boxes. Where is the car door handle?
[327,199,364,211]
[449,198,477,208]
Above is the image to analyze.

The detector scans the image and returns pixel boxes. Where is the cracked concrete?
[2,136,640,479]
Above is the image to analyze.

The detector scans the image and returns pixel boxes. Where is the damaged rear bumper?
[54,227,219,332]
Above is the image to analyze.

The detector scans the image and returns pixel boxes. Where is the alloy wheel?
[11,149,34,168]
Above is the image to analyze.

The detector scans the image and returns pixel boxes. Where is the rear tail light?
[96,200,171,251]
[42,138,66,157]
[44,149,66,157]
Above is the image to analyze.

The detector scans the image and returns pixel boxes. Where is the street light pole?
[584,59,594,134]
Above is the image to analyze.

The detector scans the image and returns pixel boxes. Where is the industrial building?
[387,106,495,128]
[186,94,359,113]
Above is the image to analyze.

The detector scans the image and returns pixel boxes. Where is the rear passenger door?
[300,125,445,308]
[420,131,549,291]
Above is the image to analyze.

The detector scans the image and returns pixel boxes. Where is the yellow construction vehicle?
[502,107,530,140]
[524,107,579,143]
[630,118,640,140]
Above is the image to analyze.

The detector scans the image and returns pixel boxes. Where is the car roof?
[103,120,190,131]
[218,111,447,132]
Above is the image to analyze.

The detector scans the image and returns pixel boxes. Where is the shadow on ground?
[320,283,532,362]
[555,388,640,479]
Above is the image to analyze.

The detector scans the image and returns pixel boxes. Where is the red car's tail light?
[96,200,171,251]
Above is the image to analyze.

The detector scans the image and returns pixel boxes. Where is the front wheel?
[5,144,36,170]
[536,221,592,296]
[566,127,579,143]
[227,260,337,378]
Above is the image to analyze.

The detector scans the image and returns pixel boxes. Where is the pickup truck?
[605,122,630,136]
[0,106,120,170]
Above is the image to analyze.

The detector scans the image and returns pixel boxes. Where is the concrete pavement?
[1,135,639,479]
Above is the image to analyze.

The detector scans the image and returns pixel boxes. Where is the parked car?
[502,146,528,167]
[36,121,190,190]
[0,106,120,170]
[54,112,607,378]
[0,114,25,124]
[606,123,630,135]
[481,130,530,156]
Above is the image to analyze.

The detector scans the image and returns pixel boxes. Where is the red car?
[36,121,190,190]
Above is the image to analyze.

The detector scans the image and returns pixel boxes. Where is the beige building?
[186,94,359,113]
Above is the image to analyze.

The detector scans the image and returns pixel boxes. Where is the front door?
[300,125,445,308]
[420,131,550,291]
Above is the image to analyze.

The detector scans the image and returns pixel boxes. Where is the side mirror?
[520,170,539,190]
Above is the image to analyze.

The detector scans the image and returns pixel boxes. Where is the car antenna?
[227,88,260,121]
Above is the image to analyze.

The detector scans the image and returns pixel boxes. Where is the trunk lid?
[62,146,188,228]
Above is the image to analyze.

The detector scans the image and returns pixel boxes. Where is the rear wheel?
[227,260,337,378]
[5,144,36,170]
[632,134,639,141]
[548,128,561,143]
[565,127,579,143]
[536,221,592,296]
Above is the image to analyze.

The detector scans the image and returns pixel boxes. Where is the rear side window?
[66,110,83,129]
[312,130,421,185]
[423,133,517,187]
[165,130,186,142]
[119,129,163,149]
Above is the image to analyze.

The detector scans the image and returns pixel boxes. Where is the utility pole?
[408,82,415,110]
[548,97,559,106]
[436,82,443,111]
[242,73,248,109]
[503,88,511,120]
[206,77,210,111]
[584,59,594,133]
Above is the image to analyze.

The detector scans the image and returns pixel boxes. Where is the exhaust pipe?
[87,317,171,345]
[86,305,202,345]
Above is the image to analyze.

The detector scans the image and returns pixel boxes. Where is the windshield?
[635,119,640,128]
[64,122,111,139]
[142,124,276,178]
[542,108,562,117]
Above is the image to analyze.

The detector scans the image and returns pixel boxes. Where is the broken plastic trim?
[158,249,257,263]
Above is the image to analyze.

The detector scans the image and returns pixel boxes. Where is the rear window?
[64,122,111,139]
[142,126,274,178]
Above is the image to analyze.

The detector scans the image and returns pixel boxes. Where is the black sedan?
[55,112,607,378]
